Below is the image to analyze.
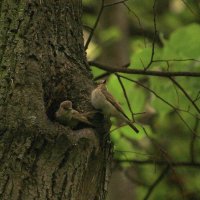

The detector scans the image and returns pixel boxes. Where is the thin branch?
[142,127,175,167]
[104,0,128,8]
[115,74,135,120]
[84,0,105,50]
[153,58,200,63]
[169,77,200,113]
[190,118,199,163]
[118,75,200,137]
[83,24,93,31]
[194,90,200,102]
[145,0,157,71]
[115,159,200,168]
[84,0,128,50]
[114,150,155,158]
[123,2,147,47]
[124,170,150,187]
[142,126,185,196]
[181,0,200,17]
[93,72,111,81]
[143,166,169,200]
[172,79,180,106]
[178,108,200,120]
[89,61,200,77]
[109,112,145,133]
[142,127,193,198]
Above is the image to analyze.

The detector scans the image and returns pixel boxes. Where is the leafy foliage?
[83,0,200,199]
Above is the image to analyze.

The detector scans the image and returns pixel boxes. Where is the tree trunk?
[97,0,130,66]
[0,1,112,200]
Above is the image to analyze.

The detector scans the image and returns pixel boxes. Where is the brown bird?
[55,100,92,127]
[91,80,139,133]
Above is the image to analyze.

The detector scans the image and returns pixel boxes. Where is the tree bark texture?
[0,1,112,200]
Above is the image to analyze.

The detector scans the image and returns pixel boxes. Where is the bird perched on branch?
[55,100,93,128]
[91,80,139,133]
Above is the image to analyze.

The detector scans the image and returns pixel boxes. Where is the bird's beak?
[96,79,107,85]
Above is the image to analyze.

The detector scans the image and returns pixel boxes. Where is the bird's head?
[96,79,106,84]
[60,100,72,110]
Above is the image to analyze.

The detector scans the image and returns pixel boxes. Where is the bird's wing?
[101,86,129,119]
[55,108,72,125]
[72,110,93,125]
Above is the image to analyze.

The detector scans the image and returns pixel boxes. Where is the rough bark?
[0,1,112,200]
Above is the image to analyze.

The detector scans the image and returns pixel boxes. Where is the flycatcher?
[55,100,92,127]
[91,80,139,133]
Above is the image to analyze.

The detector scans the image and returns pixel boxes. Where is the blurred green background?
[83,0,200,199]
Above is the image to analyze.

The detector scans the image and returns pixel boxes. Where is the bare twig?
[181,0,200,17]
[143,166,169,200]
[153,58,200,63]
[115,159,200,168]
[83,24,93,31]
[124,170,150,187]
[115,74,135,120]
[118,75,200,136]
[123,2,147,47]
[169,77,200,113]
[145,0,157,71]
[89,61,200,77]
[194,91,200,102]
[85,0,128,50]
[171,79,180,106]
[115,150,151,156]
[84,0,105,50]
[93,72,111,81]
[109,112,145,133]
[190,118,199,163]
[104,0,128,8]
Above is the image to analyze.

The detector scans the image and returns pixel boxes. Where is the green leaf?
[163,23,200,59]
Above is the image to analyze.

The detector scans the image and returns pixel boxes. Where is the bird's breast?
[91,88,114,116]
[91,89,105,109]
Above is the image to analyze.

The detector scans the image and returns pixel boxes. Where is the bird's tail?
[125,118,139,133]
[117,112,139,133]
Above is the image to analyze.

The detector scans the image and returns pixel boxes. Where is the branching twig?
[115,74,135,120]
[89,61,200,77]
[104,0,128,8]
[181,0,200,17]
[118,74,199,136]
[85,0,128,50]
[194,91,200,102]
[143,166,169,200]
[123,2,147,47]
[153,58,200,63]
[190,118,199,163]
[93,72,111,81]
[169,77,200,113]
[172,79,180,106]
[115,159,200,168]
[145,0,157,71]
[84,0,105,50]
[124,170,150,187]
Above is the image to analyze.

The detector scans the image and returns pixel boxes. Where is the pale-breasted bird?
[91,80,139,133]
[55,100,92,127]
